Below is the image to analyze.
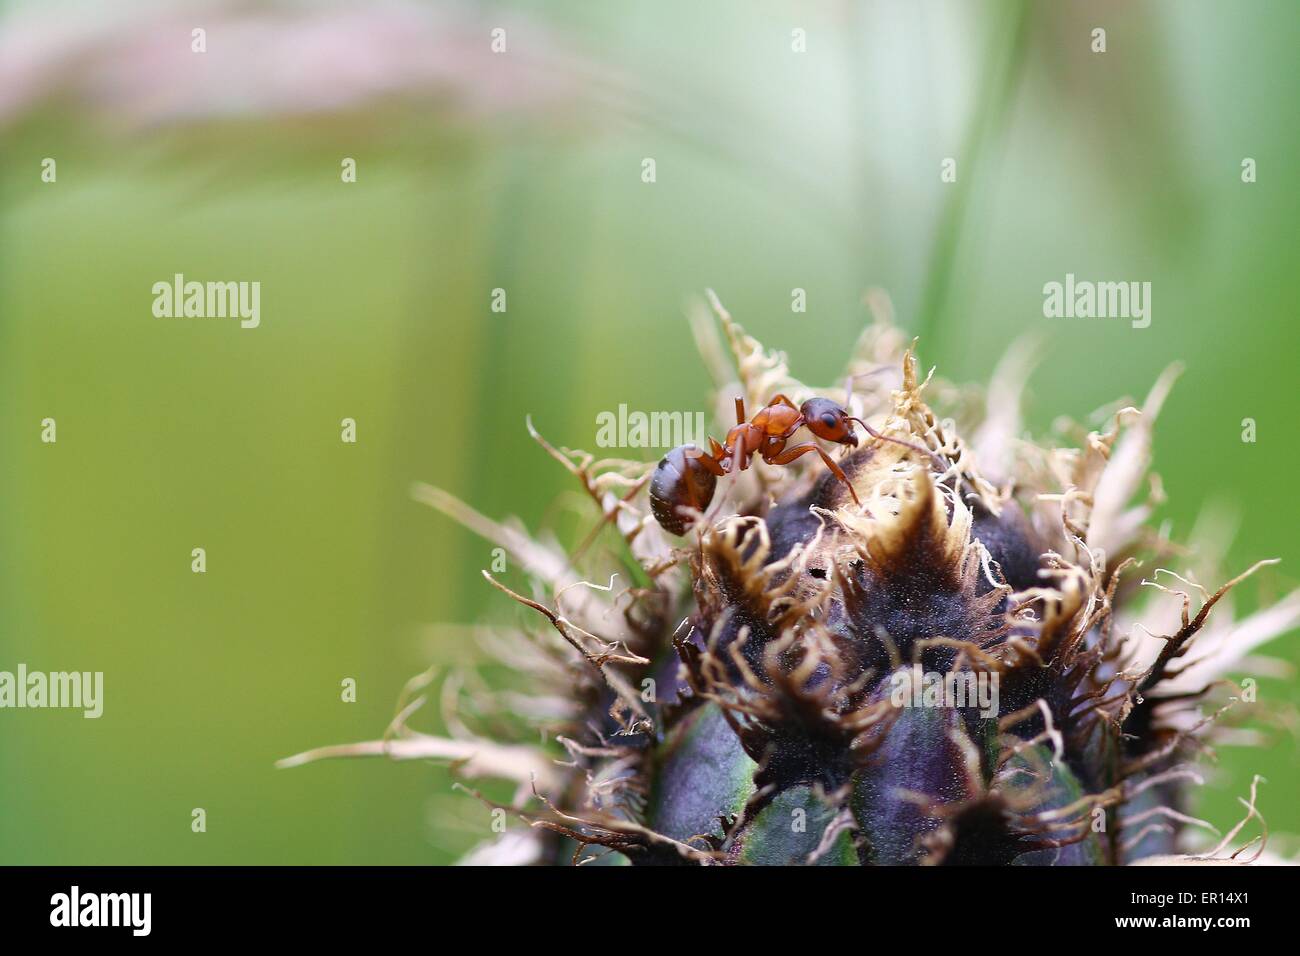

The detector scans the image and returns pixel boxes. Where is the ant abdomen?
[649,444,718,535]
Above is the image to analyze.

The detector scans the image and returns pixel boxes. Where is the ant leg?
[850,418,947,472]
[731,441,747,476]
[674,447,725,533]
[687,444,728,477]
[769,442,861,505]
[734,396,747,425]
[690,446,733,532]
[726,424,760,476]
[768,393,800,411]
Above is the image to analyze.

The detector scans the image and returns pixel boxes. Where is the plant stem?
[913,0,1032,354]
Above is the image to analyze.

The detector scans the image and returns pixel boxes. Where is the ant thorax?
[751,403,802,437]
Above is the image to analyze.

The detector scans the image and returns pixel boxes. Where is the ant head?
[801,397,858,447]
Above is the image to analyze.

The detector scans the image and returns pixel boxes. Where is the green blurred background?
[0,0,1296,864]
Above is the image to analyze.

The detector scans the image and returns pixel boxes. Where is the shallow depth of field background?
[1,0,1297,864]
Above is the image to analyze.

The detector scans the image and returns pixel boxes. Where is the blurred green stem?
[913,0,1032,353]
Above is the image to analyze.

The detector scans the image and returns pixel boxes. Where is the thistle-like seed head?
[287,293,1298,866]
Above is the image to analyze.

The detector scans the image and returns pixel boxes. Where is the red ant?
[649,394,938,535]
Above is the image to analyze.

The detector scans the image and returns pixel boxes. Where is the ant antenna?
[843,371,945,471]
[849,416,948,473]
[843,368,892,408]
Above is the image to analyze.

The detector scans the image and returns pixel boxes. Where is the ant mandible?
[649,393,936,535]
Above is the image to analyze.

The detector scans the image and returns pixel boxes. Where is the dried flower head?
[282,292,1299,866]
